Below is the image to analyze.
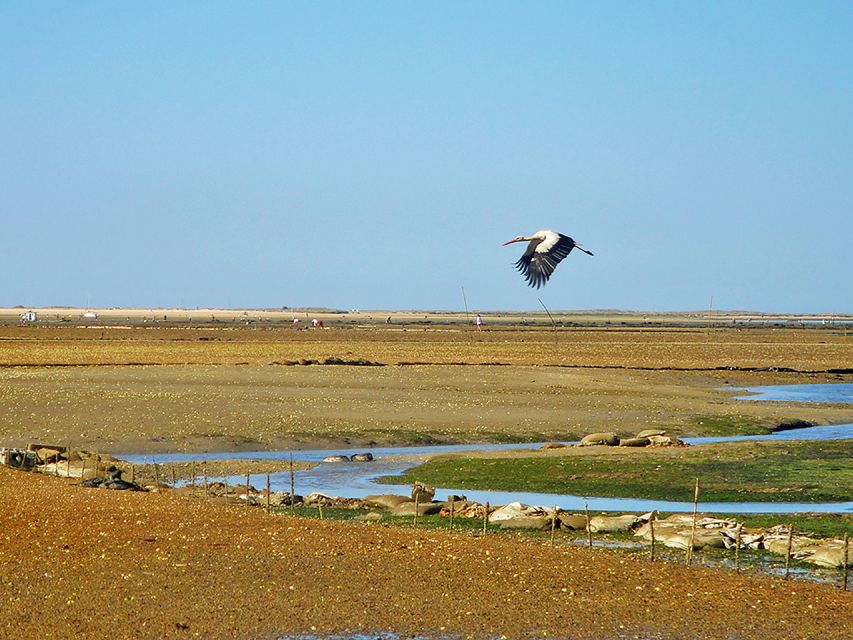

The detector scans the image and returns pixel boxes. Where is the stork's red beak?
[502,238,521,246]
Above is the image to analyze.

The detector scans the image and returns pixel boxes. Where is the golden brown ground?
[1,324,851,453]
[2,466,850,640]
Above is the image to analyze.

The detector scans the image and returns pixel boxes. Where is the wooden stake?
[154,462,160,487]
[482,501,489,536]
[584,502,592,548]
[449,498,455,533]
[203,465,208,492]
[784,524,794,580]
[843,533,849,591]
[265,473,271,512]
[80,457,87,483]
[190,462,196,489]
[129,463,134,484]
[318,501,324,520]
[289,453,295,512]
[413,494,420,528]
[735,525,742,573]
[66,446,71,478]
[223,473,228,496]
[687,478,700,565]
[246,470,251,503]
[550,505,557,547]
[649,511,656,561]
[171,467,176,487]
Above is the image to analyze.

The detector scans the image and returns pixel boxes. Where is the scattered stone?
[411,481,435,503]
[541,442,567,449]
[350,453,374,462]
[363,494,410,510]
[322,455,350,463]
[390,501,443,516]
[588,514,640,533]
[579,432,619,446]
[558,514,589,530]
[636,429,668,438]
[618,437,651,447]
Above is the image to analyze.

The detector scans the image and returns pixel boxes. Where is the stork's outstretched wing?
[514,233,588,289]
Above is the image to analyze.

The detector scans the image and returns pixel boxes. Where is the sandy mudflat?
[1,466,850,640]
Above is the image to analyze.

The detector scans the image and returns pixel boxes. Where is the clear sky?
[2,2,851,313]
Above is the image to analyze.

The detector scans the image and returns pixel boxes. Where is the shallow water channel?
[120,383,853,514]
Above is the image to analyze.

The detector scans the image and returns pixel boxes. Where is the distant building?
[19,310,37,323]
[82,311,98,320]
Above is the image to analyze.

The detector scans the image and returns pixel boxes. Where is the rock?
[363,494,410,510]
[444,494,467,504]
[488,502,549,523]
[303,492,335,506]
[541,442,567,449]
[390,501,443,516]
[411,481,435,503]
[588,515,640,533]
[636,429,668,438]
[618,437,650,447]
[647,435,686,447]
[579,432,619,447]
[36,447,64,464]
[498,515,553,530]
[350,453,374,462]
[322,455,350,463]
[558,514,589,530]
[797,541,852,568]
[353,512,383,522]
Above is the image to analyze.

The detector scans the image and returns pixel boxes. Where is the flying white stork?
[502,229,593,289]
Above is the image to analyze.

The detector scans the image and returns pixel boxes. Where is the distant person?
[475,314,482,331]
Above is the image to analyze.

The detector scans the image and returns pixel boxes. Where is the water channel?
[120,383,853,514]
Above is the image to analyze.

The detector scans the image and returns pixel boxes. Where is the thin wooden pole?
[318,501,324,520]
[584,502,592,548]
[203,464,208,493]
[649,511,656,561]
[154,462,160,487]
[449,498,455,533]
[190,462,196,490]
[482,501,489,536]
[223,473,228,496]
[413,494,420,528]
[843,533,849,591]
[265,473,271,513]
[784,525,795,579]
[687,478,700,565]
[80,457,87,482]
[171,467,176,487]
[66,446,71,478]
[246,469,251,503]
[289,453,295,512]
[734,525,742,573]
[550,505,557,547]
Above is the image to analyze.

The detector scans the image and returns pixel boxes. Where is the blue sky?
[2,2,851,312]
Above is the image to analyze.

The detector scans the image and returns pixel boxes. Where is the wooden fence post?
[413,494,420,528]
[482,501,489,536]
[784,525,794,580]
[289,453,295,512]
[449,498,455,533]
[686,478,700,565]
[266,473,271,512]
[550,505,557,547]
[843,533,849,591]
[649,511,656,561]
[584,502,592,548]
[734,525,742,573]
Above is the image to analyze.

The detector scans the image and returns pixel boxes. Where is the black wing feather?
[514,234,579,289]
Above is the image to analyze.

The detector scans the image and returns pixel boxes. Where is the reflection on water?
[119,384,853,514]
